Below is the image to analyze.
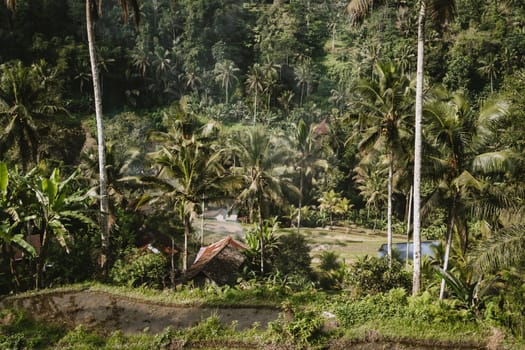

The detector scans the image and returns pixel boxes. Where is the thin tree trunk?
[253,89,257,125]
[412,0,426,296]
[35,229,47,289]
[183,212,191,273]
[86,0,110,275]
[387,149,393,267]
[201,196,205,246]
[406,186,413,267]
[439,216,454,300]
[258,198,264,275]
[297,169,303,234]
[170,237,175,288]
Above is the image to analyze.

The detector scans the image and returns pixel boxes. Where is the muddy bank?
[0,289,280,334]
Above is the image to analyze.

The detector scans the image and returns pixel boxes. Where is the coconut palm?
[4,0,143,273]
[348,0,456,295]
[214,60,240,104]
[233,128,299,274]
[261,59,280,110]
[294,59,315,107]
[353,61,412,266]
[246,64,264,125]
[424,88,509,299]
[290,119,330,232]
[84,0,139,273]
[0,60,67,170]
[472,225,525,274]
[134,122,234,274]
[318,190,351,227]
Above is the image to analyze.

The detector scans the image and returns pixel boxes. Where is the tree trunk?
[35,229,47,289]
[412,0,426,296]
[405,186,413,267]
[297,169,303,234]
[170,236,175,288]
[183,212,191,273]
[253,89,257,125]
[86,0,110,275]
[258,194,264,275]
[440,212,454,300]
[387,148,393,267]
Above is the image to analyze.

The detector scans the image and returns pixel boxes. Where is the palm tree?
[478,53,499,93]
[245,64,264,125]
[0,60,67,170]
[85,0,139,273]
[424,88,509,299]
[134,122,234,274]
[348,0,456,295]
[261,59,280,110]
[353,61,412,266]
[2,0,142,274]
[214,60,240,104]
[290,119,330,232]
[472,225,525,274]
[233,128,298,274]
[294,59,314,107]
[353,157,388,229]
[318,190,351,227]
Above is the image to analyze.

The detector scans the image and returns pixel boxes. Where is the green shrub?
[110,249,168,289]
[273,232,313,279]
[0,309,65,349]
[345,255,411,296]
[335,288,408,327]
[56,325,105,349]
[268,311,326,347]
[316,251,346,290]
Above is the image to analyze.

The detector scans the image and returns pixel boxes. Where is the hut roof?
[185,236,247,282]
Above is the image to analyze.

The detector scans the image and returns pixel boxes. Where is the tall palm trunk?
[86,0,110,274]
[405,186,413,267]
[387,148,393,267]
[412,0,426,296]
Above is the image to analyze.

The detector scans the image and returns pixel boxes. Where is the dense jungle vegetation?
[1,0,525,347]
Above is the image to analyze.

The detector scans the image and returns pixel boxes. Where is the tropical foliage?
[2,0,525,345]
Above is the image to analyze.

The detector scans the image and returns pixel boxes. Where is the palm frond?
[472,150,516,174]
[348,0,376,21]
[472,225,525,273]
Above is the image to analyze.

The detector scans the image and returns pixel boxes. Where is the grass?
[2,289,512,350]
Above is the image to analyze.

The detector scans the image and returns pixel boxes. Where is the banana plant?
[0,162,36,291]
[30,167,94,288]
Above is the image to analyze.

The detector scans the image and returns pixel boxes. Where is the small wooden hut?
[185,236,247,286]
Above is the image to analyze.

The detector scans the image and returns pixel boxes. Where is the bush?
[268,311,326,347]
[273,232,313,279]
[335,288,408,327]
[110,249,168,289]
[316,251,346,290]
[0,309,65,349]
[345,256,411,296]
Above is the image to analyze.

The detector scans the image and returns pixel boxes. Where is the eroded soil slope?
[0,288,280,334]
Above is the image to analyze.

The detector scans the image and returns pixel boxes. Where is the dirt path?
[0,289,281,335]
